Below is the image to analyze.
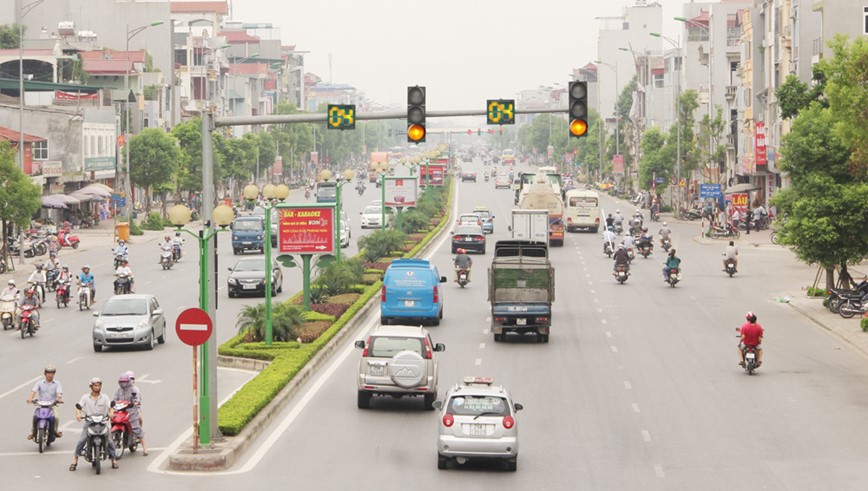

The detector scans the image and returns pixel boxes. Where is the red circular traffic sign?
[175,308,213,346]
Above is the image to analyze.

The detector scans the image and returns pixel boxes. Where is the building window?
[33,140,48,160]
[654,74,664,88]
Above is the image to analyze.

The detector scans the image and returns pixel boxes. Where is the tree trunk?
[838,263,855,290]
[144,186,152,219]
[825,267,836,292]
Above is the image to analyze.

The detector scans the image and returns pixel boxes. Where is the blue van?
[231,216,266,255]
[380,259,447,326]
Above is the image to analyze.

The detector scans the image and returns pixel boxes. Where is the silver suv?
[354,325,445,410]
[433,377,523,471]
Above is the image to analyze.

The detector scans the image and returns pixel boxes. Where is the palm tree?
[235,302,305,342]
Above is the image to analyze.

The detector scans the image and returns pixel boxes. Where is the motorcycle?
[357,185,365,196]
[613,264,630,284]
[614,222,623,235]
[304,189,311,199]
[626,246,635,262]
[637,241,653,258]
[660,237,672,252]
[0,295,15,330]
[32,237,49,256]
[770,228,780,245]
[57,230,80,249]
[680,208,703,221]
[484,174,490,182]
[160,248,174,270]
[113,252,128,269]
[603,241,613,258]
[666,267,681,287]
[724,257,738,277]
[7,237,37,258]
[110,400,139,458]
[56,279,71,308]
[172,243,183,262]
[825,280,868,314]
[742,346,759,375]
[45,269,59,292]
[78,285,92,311]
[29,281,46,305]
[838,291,868,319]
[710,223,740,239]
[19,304,37,338]
[31,400,59,453]
[114,273,132,295]
[456,269,469,288]
[75,404,110,475]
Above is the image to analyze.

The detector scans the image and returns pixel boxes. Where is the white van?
[564,189,601,233]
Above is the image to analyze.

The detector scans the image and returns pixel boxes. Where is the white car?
[339,220,350,248]
[360,206,390,229]
[434,377,523,471]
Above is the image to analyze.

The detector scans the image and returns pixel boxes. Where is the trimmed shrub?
[362,273,380,285]
[311,303,350,319]
[295,321,332,343]
[302,310,336,323]
[326,293,361,304]
[401,209,429,234]
[358,229,407,263]
[861,316,868,332]
[315,258,364,296]
[806,287,826,297]
[140,212,168,231]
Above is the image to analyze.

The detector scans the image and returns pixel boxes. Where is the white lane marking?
[588,281,593,285]
[483,328,490,334]
[585,274,591,278]
[610,346,618,353]
[597,308,603,313]
[601,319,607,325]
[0,446,171,458]
[137,374,162,384]
[479,343,486,350]
[632,403,640,413]
[485,317,491,322]
[590,289,596,294]
[176,305,185,311]
[144,280,153,285]
[623,381,632,389]
[42,317,55,323]
[641,430,651,442]
[0,376,41,401]
[593,298,599,303]
[66,357,83,364]
[475,358,482,366]
[605,332,612,338]
[654,464,665,478]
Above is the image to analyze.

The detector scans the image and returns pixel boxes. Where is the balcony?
[725,85,737,103]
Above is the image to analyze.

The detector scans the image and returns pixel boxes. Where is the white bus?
[564,189,601,233]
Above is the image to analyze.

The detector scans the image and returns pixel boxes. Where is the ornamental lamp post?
[167,202,234,446]
[242,182,289,346]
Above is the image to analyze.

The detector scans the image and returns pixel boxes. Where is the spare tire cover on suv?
[388,350,426,388]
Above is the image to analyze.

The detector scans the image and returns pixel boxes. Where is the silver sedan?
[92,294,167,352]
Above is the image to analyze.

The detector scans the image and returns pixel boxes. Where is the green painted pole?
[381,173,386,231]
[264,202,273,345]
[302,254,312,310]
[197,228,210,446]
[396,207,403,231]
[335,183,342,262]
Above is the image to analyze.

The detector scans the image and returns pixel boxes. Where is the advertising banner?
[384,176,418,207]
[419,163,445,187]
[755,122,767,167]
[277,205,335,254]
[612,154,624,174]
[731,192,749,214]
[40,161,63,177]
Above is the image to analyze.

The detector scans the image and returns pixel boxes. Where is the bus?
[316,181,337,202]
[564,189,601,233]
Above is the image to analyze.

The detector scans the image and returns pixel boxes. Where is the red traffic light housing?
[569,80,588,139]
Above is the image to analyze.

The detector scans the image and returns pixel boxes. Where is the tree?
[696,105,727,176]
[637,127,673,190]
[823,35,868,180]
[0,24,21,49]
[776,65,827,120]
[235,302,304,342]
[128,129,179,213]
[171,118,202,195]
[0,141,41,269]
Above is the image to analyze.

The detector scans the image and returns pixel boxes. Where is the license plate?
[746,353,756,359]
[242,284,257,290]
[516,318,526,325]
[369,364,385,376]
[468,424,487,436]
[109,332,125,338]
[465,237,473,242]
[404,300,415,307]
[242,242,252,245]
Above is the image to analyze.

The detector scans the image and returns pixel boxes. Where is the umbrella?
[69,190,98,202]
[48,194,81,205]
[41,195,68,208]
[724,183,761,194]
[77,185,112,198]
[86,183,113,193]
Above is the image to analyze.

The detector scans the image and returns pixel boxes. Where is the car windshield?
[474,210,491,220]
[459,215,480,223]
[101,298,148,316]
[234,220,262,231]
[363,206,382,215]
[369,336,424,357]
[454,226,482,235]
[447,395,509,416]
[233,260,265,272]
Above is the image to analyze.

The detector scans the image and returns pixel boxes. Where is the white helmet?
[616,209,621,214]
[7,279,14,285]
[662,221,668,226]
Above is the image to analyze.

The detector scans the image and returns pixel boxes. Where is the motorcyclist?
[637,228,654,251]
[612,244,630,272]
[77,265,95,303]
[605,214,615,229]
[614,209,625,228]
[650,200,660,221]
[738,311,764,367]
[70,378,118,471]
[27,264,47,303]
[159,235,173,264]
[27,364,63,440]
[630,212,644,236]
[18,288,40,329]
[453,248,473,283]
[114,259,135,294]
[723,240,738,272]
[113,240,129,260]
[621,233,635,251]
[172,232,185,260]
[658,221,672,246]
[113,373,148,456]
[662,249,682,280]
[1,279,20,302]
[601,226,617,253]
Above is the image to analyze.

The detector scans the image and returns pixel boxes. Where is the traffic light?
[407,86,426,143]
[569,80,588,138]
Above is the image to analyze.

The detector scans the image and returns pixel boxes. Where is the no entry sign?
[175,307,213,346]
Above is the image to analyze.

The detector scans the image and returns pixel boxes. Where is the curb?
[785,292,868,359]
[167,181,456,471]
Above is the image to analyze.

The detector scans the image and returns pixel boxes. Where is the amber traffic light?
[569,80,588,138]
[407,86,426,143]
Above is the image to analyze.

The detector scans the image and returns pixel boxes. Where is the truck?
[518,173,565,246]
[488,240,555,343]
[508,209,549,246]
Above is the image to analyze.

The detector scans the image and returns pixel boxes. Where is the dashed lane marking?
[641,430,652,442]
[623,381,632,389]
[474,358,482,366]
[0,376,41,401]
[605,332,612,338]
[610,346,618,353]
[479,343,486,350]
[632,403,640,413]
[654,464,665,478]
[66,357,83,364]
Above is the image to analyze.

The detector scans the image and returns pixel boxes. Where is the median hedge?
[216,174,454,436]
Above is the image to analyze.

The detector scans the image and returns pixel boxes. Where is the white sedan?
[360,206,390,229]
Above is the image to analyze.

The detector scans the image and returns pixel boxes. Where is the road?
[4,161,868,489]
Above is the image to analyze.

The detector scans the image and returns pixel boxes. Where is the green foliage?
[697,106,728,173]
[235,302,305,342]
[0,141,41,231]
[314,258,364,296]
[400,209,429,233]
[779,103,851,183]
[358,229,407,262]
[638,127,673,190]
[302,311,336,322]
[806,287,827,297]
[0,24,21,49]
[861,316,868,332]
[129,128,179,212]
[776,67,827,120]
[822,35,868,180]
[129,220,144,236]
[140,212,168,231]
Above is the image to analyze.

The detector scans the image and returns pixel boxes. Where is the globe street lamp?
[333,169,355,262]
[167,202,234,446]
[242,182,289,346]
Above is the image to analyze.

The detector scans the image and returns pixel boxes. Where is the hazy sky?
[231,0,689,109]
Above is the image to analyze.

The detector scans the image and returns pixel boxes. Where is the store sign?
[612,154,624,174]
[384,177,418,207]
[731,192,749,214]
[276,205,335,254]
[41,161,63,177]
[755,122,767,167]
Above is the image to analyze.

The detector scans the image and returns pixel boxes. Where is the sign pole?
[335,183,342,262]
[192,345,199,453]
[302,254,312,310]
[264,202,274,345]
[175,307,214,450]
[380,173,386,231]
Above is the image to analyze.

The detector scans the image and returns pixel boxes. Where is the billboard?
[384,176,418,207]
[419,163,445,187]
[731,193,749,214]
[276,205,335,254]
[612,154,624,174]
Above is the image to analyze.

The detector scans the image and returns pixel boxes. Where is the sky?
[231,0,689,110]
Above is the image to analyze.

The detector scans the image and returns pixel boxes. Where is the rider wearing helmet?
[18,288,40,329]
[1,279,20,302]
[739,312,764,367]
[638,227,654,250]
[113,373,148,456]
[77,265,95,302]
[658,221,672,246]
[113,239,129,260]
[114,258,135,294]
[71,377,118,471]
[602,226,617,253]
[453,248,473,283]
[159,235,174,264]
[614,209,625,227]
[27,264,47,303]
[27,364,63,440]
[613,244,630,271]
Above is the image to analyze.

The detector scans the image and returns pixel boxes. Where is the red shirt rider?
[740,321,764,346]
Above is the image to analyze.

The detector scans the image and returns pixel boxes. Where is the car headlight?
[232,235,239,240]
[257,235,263,240]
[138,319,150,329]
[94,319,103,330]
[228,278,237,285]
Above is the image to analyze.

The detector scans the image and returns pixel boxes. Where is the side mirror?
[513,403,524,411]
[75,403,82,410]
[92,311,99,317]
[434,343,446,352]
[354,340,365,349]
[432,400,442,409]
[153,308,163,316]
[227,267,233,271]
[440,276,447,283]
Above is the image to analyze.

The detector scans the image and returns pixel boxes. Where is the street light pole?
[594,60,620,169]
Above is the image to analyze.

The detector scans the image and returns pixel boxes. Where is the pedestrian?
[731,207,741,231]
[746,208,753,234]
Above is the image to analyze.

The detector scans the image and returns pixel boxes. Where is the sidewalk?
[783,290,868,358]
